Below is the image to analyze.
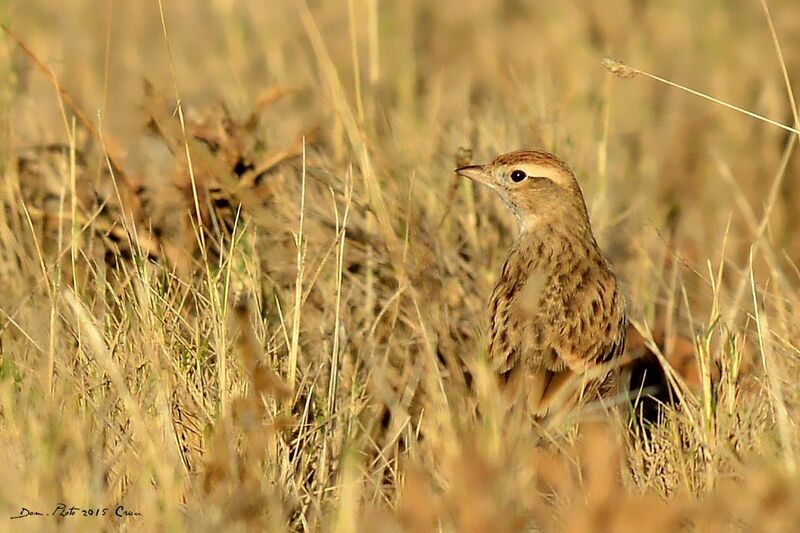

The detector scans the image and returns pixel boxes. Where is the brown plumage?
[456,150,627,418]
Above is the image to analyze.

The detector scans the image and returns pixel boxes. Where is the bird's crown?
[456,149,589,232]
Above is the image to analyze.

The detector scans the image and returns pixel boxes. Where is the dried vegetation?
[1,0,800,530]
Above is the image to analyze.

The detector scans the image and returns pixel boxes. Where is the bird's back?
[488,228,626,416]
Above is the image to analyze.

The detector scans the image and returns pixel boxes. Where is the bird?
[456,150,627,419]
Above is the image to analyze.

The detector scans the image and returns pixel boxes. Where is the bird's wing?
[548,271,627,372]
[498,258,627,416]
[494,261,626,375]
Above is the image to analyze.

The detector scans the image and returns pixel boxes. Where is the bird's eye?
[510,170,527,182]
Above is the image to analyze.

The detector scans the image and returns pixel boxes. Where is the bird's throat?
[515,222,598,269]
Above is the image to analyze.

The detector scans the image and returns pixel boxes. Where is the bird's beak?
[455,164,491,186]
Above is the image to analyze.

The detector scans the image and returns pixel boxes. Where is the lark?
[457,150,626,418]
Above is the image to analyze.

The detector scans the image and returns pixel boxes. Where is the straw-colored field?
[2,0,800,530]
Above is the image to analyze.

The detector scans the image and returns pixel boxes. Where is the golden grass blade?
[602,57,800,136]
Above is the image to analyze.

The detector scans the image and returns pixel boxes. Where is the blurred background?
[1,0,800,530]
[5,0,800,268]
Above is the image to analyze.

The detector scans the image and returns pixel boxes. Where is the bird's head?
[456,150,590,232]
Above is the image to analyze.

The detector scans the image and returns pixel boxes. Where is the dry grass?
[1,0,800,530]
